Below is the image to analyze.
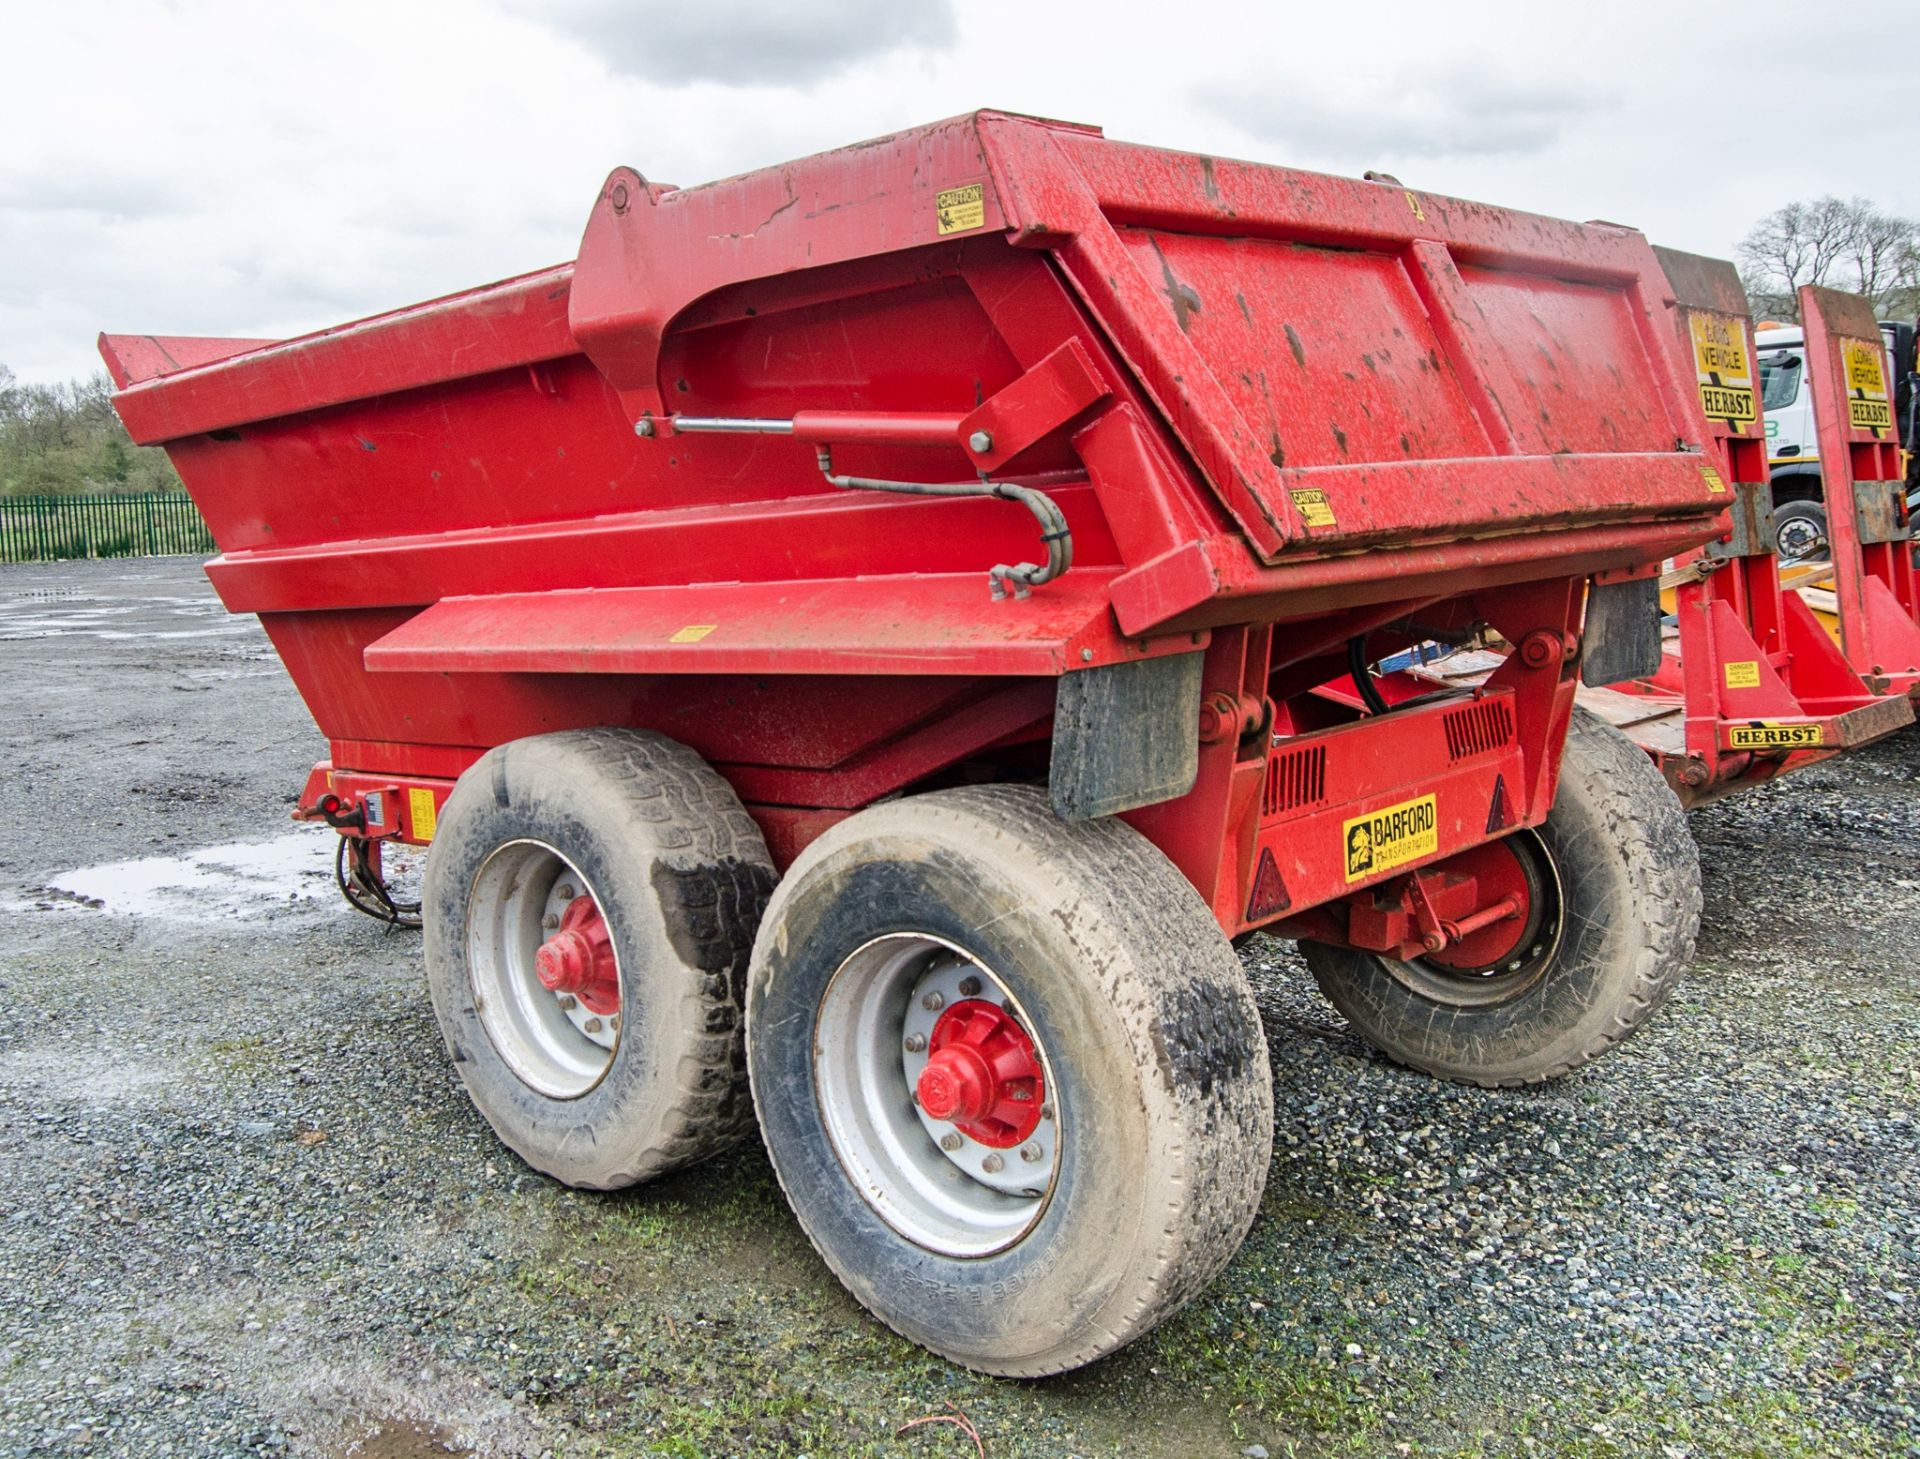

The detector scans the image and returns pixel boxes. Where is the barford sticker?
[1728,722,1825,749]
[1343,793,1438,882]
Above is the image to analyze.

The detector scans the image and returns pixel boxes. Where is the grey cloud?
[511,0,958,85]
[1199,63,1611,164]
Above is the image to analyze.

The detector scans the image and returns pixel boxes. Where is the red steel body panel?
[104,111,1731,938]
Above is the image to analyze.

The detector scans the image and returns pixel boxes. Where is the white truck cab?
[1754,319,1915,558]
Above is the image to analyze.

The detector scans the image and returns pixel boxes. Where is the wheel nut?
[1040,1104,1054,1121]
[542,912,559,931]
[1020,1142,1042,1163]
[903,1033,927,1054]
[957,975,981,997]
[585,1017,602,1034]
[921,991,945,1012]
[558,994,577,1010]
[940,1132,963,1152]
[610,1014,621,1030]
[556,883,575,902]
[981,1153,1004,1174]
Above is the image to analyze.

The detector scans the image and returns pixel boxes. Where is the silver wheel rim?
[1777,514,1825,561]
[467,839,621,1100]
[812,933,1060,1258]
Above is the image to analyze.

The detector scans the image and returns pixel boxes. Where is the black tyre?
[1773,498,1828,561]
[423,728,775,1189]
[746,786,1273,1376]
[1301,708,1699,1087]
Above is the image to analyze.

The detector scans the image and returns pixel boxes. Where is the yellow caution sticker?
[1842,338,1892,432]
[1290,488,1337,527]
[1689,312,1755,425]
[1342,794,1438,883]
[408,787,438,843]
[1698,464,1728,493]
[669,624,717,643]
[936,183,985,236]
[1729,722,1825,749]
[1404,191,1426,223]
[1723,660,1761,688]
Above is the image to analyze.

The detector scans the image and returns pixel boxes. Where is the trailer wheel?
[423,728,775,1189]
[1301,708,1699,1087]
[746,786,1273,1376]
[1773,499,1828,561]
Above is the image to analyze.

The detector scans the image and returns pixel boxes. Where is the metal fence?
[0,493,215,564]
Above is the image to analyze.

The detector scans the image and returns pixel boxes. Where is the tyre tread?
[750,785,1273,1376]
[1304,707,1701,1088]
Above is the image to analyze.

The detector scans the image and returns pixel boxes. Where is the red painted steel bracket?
[958,339,1109,473]
[296,763,452,847]
[360,570,1206,678]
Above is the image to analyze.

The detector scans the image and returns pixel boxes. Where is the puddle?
[8,587,85,601]
[337,1419,475,1458]
[32,831,340,923]
[0,591,253,643]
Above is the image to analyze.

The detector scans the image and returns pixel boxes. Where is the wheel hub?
[1419,838,1537,973]
[535,895,620,1015]
[812,933,1062,1257]
[915,999,1044,1148]
[1778,516,1824,560]
[466,841,621,1100]
[1389,828,1564,1008]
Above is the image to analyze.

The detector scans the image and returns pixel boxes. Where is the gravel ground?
[1,555,1916,1459]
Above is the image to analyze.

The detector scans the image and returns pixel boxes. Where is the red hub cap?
[914,999,1044,1149]
[534,896,620,1016]
[1422,837,1536,972]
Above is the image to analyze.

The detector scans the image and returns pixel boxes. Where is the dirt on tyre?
[747,785,1274,1377]
[423,728,775,1189]
[1301,707,1700,1087]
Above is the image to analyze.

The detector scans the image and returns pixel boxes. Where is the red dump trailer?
[105,112,1731,1375]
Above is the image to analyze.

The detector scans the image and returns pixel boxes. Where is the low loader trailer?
[106,112,1731,1374]
[1407,253,1914,807]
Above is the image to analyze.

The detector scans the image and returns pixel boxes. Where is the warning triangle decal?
[1246,847,1291,921]
[1485,774,1511,834]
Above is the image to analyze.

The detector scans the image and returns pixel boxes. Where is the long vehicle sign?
[1841,337,1892,433]
[1689,311,1756,426]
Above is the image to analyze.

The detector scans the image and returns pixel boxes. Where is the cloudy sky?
[5,0,1916,383]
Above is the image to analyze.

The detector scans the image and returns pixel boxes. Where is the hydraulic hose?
[815,446,1072,599]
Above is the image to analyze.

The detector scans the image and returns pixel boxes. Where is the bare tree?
[1737,196,1920,322]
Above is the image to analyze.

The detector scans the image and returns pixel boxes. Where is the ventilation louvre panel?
[1443,697,1515,761]
[1263,743,1327,817]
